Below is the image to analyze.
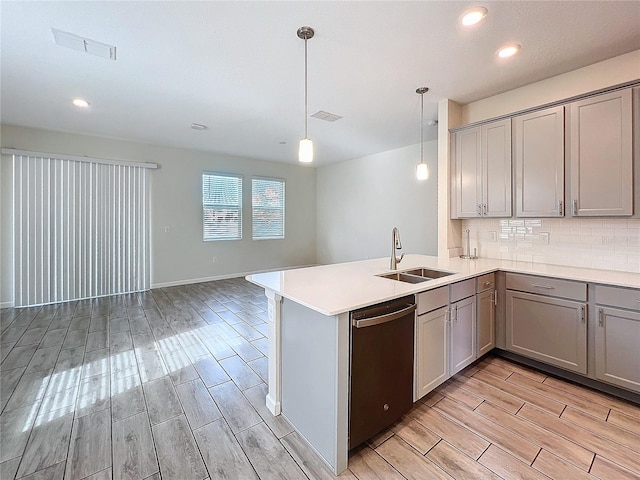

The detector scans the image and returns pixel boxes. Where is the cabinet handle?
[477,204,482,216]
[598,308,604,327]
[444,309,451,325]
[579,305,586,323]
[573,199,578,216]
[531,284,555,290]
[558,200,563,216]
[484,281,491,286]
[493,290,498,306]
[483,204,487,216]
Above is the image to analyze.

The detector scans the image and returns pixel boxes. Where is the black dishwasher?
[349,295,416,449]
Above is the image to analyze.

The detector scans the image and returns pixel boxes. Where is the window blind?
[11,152,152,307]
[252,177,285,240]
[203,172,243,241]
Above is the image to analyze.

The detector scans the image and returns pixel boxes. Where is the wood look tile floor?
[1,278,639,480]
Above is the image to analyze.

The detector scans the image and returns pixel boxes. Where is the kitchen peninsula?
[247,254,640,474]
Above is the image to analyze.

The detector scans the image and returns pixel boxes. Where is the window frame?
[251,176,286,240]
[202,171,243,242]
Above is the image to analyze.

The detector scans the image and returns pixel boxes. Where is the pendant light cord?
[420,91,424,163]
[304,37,308,139]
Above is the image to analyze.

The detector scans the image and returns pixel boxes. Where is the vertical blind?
[202,172,243,241]
[11,152,153,307]
[252,177,285,240]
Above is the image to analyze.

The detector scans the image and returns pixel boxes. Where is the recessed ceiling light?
[72,98,90,108]
[190,123,207,130]
[497,44,521,58]
[461,7,487,26]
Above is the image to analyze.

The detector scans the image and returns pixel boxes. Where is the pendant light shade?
[297,26,314,163]
[416,161,429,180]
[298,138,313,163]
[416,86,429,180]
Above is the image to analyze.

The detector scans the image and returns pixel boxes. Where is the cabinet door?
[451,296,476,375]
[595,307,640,393]
[514,106,565,217]
[477,290,495,358]
[453,127,482,218]
[415,306,449,401]
[483,120,512,217]
[569,89,633,216]
[506,291,586,374]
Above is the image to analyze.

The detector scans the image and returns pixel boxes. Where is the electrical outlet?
[489,231,497,241]
[164,226,170,233]
[212,257,217,264]
[540,232,550,244]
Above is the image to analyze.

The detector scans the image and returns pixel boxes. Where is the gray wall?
[316,141,438,264]
[0,124,317,303]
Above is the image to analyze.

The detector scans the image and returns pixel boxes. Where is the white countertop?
[246,255,640,316]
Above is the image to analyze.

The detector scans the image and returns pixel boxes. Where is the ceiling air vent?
[311,110,342,122]
[51,28,117,60]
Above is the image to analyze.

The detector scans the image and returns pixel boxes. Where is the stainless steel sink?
[403,268,455,280]
[378,272,430,284]
[378,267,455,284]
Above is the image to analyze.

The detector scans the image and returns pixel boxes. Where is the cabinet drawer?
[417,286,448,316]
[506,273,586,301]
[450,279,475,303]
[476,273,495,293]
[595,285,640,311]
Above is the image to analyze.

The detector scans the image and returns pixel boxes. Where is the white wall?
[316,141,438,265]
[0,124,317,303]
[461,50,640,124]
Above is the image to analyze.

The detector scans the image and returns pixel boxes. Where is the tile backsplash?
[461,218,640,273]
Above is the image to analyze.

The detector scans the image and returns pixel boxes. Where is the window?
[252,177,285,239]
[202,172,242,241]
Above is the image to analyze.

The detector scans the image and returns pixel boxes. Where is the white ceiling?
[2,1,639,165]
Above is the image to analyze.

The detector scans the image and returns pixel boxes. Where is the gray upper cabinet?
[451,119,511,218]
[483,120,512,217]
[514,106,565,217]
[452,126,482,218]
[568,89,633,216]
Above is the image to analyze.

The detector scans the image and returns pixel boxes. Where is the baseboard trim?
[495,348,640,405]
[0,301,15,308]
[150,264,317,290]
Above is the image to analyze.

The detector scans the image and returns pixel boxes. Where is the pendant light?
[297,26,314,163]
[416,87,430,180]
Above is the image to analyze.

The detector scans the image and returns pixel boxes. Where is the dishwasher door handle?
[352,304,417,328]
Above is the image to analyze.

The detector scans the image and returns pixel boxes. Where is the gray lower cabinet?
[595,307,640,392]
[476,289,495,357]
[414,306,449,401]
[450,295,476,375]
[513,105,565,217]
[415,287,449,401]
[506,290,587,374]
[476,273,496,358]
[595,284,640,393]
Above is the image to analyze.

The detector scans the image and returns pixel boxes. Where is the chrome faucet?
[390,227,405,270]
